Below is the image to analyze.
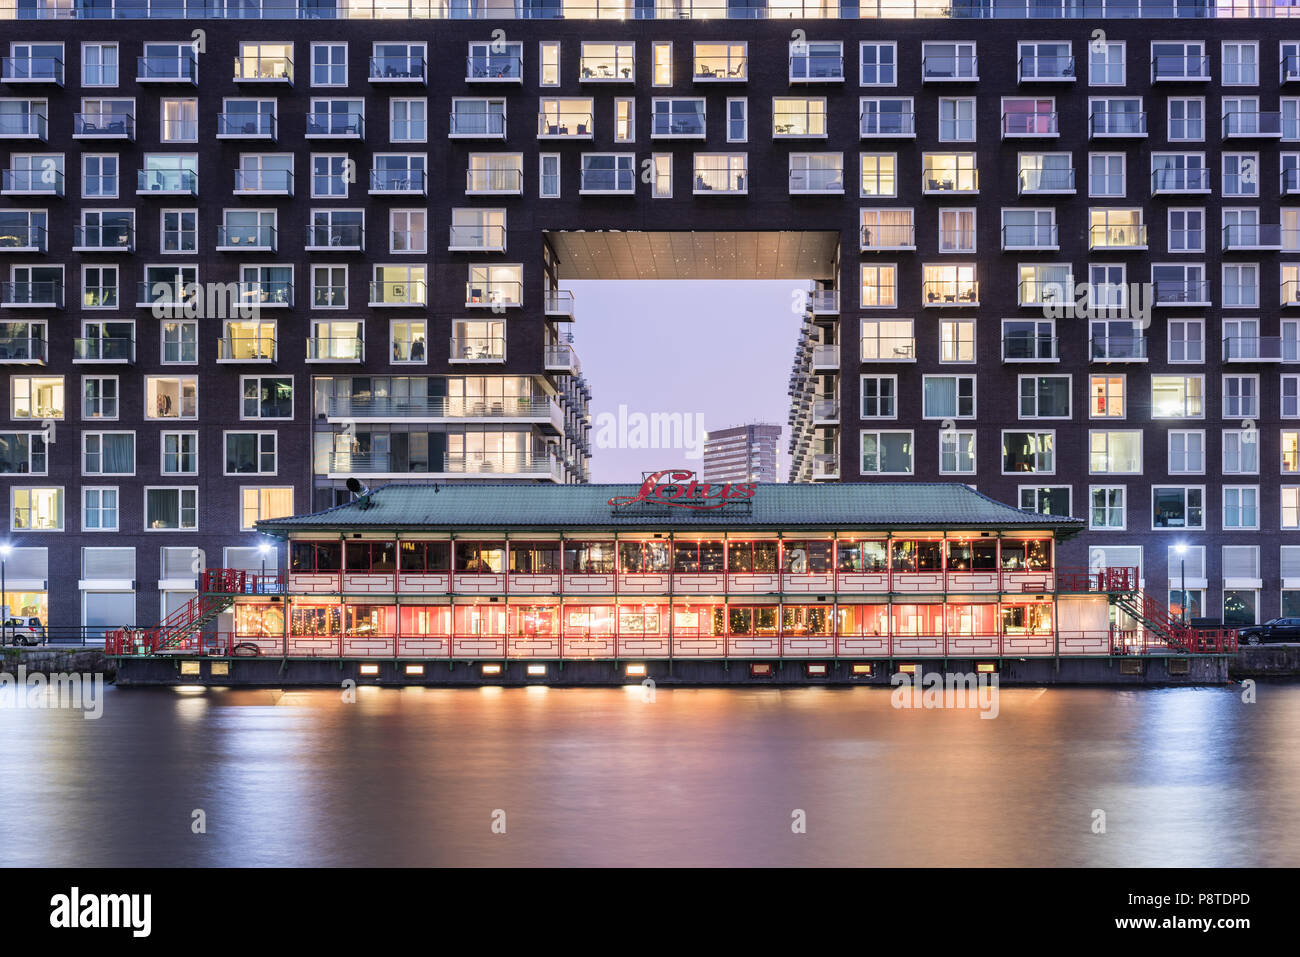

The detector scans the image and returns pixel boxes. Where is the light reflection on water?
[0,684,1296,867]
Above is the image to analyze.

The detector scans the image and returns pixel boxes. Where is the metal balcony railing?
[538,111,593,136]
[860,224,915,250]
[136,55,197,82]
[329,451,559,478]
[0,225,46,251]
[370,168,427,193]
[1154,280,1210,304]
[0,281,62,307]
[1089,112,1147,136]
[1002,112,1058,136]
[452,337,507,361]
[0,56,63,84]
[137,168,196,194]
[1223,112,1284,137]
[1151,55,1210,81]
[306,337,365,361]
[1018,54,1075,81]
[73,337,133,361]
[859,110,914,137]
[1222,224,1283,249]
[217,336,277,361]
[1223,336,1286,362]
[306,224,363,249]
[234,53,292,82]
[72,224,132,250]
[1,168,62,194]
[305,112,363,137]
[234,169,293,193]
[217,225,276,250]
[466,166,522,193]
[74,113,133,138]
[0,337,47,362]
[216,113,276,137]
[449,224,507,250]
[372,56,427,82]
[1090,336,1148,361]
[1089,223,1148,248]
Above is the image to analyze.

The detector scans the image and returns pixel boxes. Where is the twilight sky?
[568,279,802,482]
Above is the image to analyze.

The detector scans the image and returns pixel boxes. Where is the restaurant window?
[344,540,396,572]
[290,603,342,637]
[891,604,943,636]
[728,605,779,635]
[454,541,505,573]
[509,541,560,573]
[399,605,451,636]
[726,540,778,573]
[891,540,942,573]
[946,603,999,637]
[838,604,888,636]
[235,603,284,639]
[672,540,724,573]
[563,540,616,573]
[673,603,726,637]
[344,603,396,638]
[783,541,833,574]
[945,540,998,571]
[398,540,450,572]
[618,541,670,573]
[616,604,665,637]
[509,605,560,638]
[289,540,342,572]
[782,605,830,636]
[1001,603,1054,634]
[837,540,887,572]
[454,603,506,636]
[1001,539,1052,571]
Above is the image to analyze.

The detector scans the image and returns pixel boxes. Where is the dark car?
[1237,618,1300,645]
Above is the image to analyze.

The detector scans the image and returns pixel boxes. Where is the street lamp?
[258,542,270,595]
[1175,542,1188,625]
[0,543,10,646]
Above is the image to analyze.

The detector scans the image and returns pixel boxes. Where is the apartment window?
[651,154,672,198]
[1284,489,1300,530]
[860,42,896,87]
[1153,487,1204,529]
[389,210,426,254]
[311,43,347,87]
[1168,98,1205,142]
[1090,430,1141,473]
[860,431,913,475]
[161,321,197,365]
[860,375,897,419]
[390,321,427,365]
[145,487,197,531]
[242,376,292,419]
[859,264,897,309]
[82,375,117,420]
[10,376,62,420]
[226,432,277,474]
[82,487,117,532]
[727,98,747,142]
[1285,376,1300,418]
[82,42,118,87]
[1224,430,1260,475]
[1224,486,1260,530]
[773,97,826,137]
[1002,431,1055,474]
[614,98,634,143]
[938,98,975,142]
[1168,209,1205,253]
[859,153,896,197]
[1090,487,1126,530]
[1224,375,1260,419]
[922,375,975,419]
[938,209,976,253]
[790,153,843,193]
[652,42,672,87]
[1019,487,1071,517]
[145,376,195,420]
[1169,431,1206,474]
[390,98,427,143]
[1089,41,1124,86]
[81,154,118,199]
[311,154,348,198]
[81,265,117,309]
[240,488,294,531]
[939,430,976,474]
[1223,264,1259,308]
[1152,375,1204,418]
[82,432,134,476]
[539,154,560,198]
[161,98,197,143]
[1089,154,1125,197]
[1223,42,1259,86]
[0,431,46,474]
[860,209,914,251]
[1223,153,1260,198]
[651,97,706,138]
[1283,431,1300,474]
[860,318,912,360]
[11,487,62,531]
[940,320,975,364]
[539,42,559,87]
[1019,375,1070,418]
[789,40,843,82]
[1168,319,1204,364]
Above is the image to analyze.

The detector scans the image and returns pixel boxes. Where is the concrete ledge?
[1231,644,1300,678]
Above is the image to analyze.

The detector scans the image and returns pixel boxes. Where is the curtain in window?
[147,491,179,529]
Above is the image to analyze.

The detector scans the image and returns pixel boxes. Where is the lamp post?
[1176,542,1188,625]
[0,543,9,646]
[258,541,270,595]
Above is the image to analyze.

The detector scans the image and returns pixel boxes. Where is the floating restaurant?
[106,472,1238,686]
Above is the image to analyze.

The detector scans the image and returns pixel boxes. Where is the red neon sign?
[608,470,757,511]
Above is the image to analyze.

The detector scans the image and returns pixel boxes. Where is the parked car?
[2,617,46,646]
[1237,618,1300,645]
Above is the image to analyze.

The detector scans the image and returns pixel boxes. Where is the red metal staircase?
[104,569,283,655]
[1110,589,1238,655]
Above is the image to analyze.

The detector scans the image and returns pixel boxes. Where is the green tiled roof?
[258,482,1083,536]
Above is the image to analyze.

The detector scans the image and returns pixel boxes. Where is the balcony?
[579,167,635,194]
[1151,168,1211,195]
[1284,54,1300,84]
[369,169,427,195]
[73,113,133,140]
[789,53,844,82]
[72,337,133,363]
[372,55,428,83]
[1223,336,1286,362]
[0,337,46,364]
[693,164,747,195]
[0,226,46,253]
[1001,112,1058,138]
[216,225,276,252]
[789,167,844,194]
[1001,333,1058,362]
[923,281,979,306]
[306,337,365,363]
[1145,281,1209,310]
[1088,112,1147,138]
[449,110,506,139]
[466,166,522,195]
[544,343,578,372]
[1,56,62,85]
[234,169,292,196]
[1151,55,1210,82]
[1,168,62,196]
[922,54,978,82]
[859,111,915,138]
[811,453,839,480]
[72,224,133,252]
[813,398,839,424]
[1090,336,1148,362]
[1017,167,1074,195]
[305,113,363,138]
[544,289,575,318]
[538,111,593,138]
[1223,112,1283,139]
[216,113,276,140]
[1018,55,1075,82]
[812,343,839,369]
[1285,169,1300,196]
[579,55,633,82]
[1018,280,1072,307]
[234,54,292,84]
[368,281,427,307]
[1285,280,1300,306]
[861,336,915,362]
[136,55,197,84]
[1001,224,1058,250]
[466,282,522,309]
[217,336,277,363]
[449,224,506,252]
[0,114,46,140]
[0,281,62,308]
[327,451,561,481]
[1089,224,1148,250]
[136,168,196,196]
[859,224,916,251]
[305,224,363,251]
[450,337,507,363]
[651,113,706,139]
[324,396,562,430]
[809,290,840,314]
[136,280,198,309]
[1222,224,1283,251]
[695,54,746,81]
[237,282,293,308]
[923,168,977,193]
[772,113,826,138]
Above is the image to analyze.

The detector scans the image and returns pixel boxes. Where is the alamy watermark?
[890,669,1000,719]
[0,666,104,719]
[592,404,707,459]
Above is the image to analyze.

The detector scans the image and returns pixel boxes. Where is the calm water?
[1,683,1297,867]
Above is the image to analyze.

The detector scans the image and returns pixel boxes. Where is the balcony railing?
[859,111,915,137]
[305,113,363,137]
[136,55,197,83]
[326,396,558,422]
[1017,167,1074,194]
[1002,224,1058,249]
[1151,55,1210,81]
[328,451,559,479]
[1154,280,1210,305]
[860,337,916,361]
[538,111,593,137]
[1001,333,1058,361]
[369,169,427,194]
[809,290,839,314]
[136,280,197,307]
[1088,112,1147,137]
[772,112,826,136]
[72,337,133,362]
[813,398,839,421]
[451,337,507,362]
[579,55,633,80]
[860,224,916,250]
[216,113,276,138]
[217,336,277,362]
[368,281,427,306]
[372,56,428,82]
[1018,55,1075,81]
[0,337,46,363]
[544,343,578,372]
[72,224,132,251]
[579,168,635,193]
[1223,112,1284,138]
[73,113,134,138]
[923,281,979,305]
[1089,223,1148,249]
[1,168,62,195]
[1090,336,1148,361]
[922,54,978,80]
[305,224,363,250]
[695,54,746,81]
[544,289,576,317]
[466,166,522,194]
[0,281,62,307]
[1284,168,1300,196]
[238,282,293,307]
[1222,224,1283,250]
[1284,280,1300,306]
[1223,336,1286,362]
[651,113,706,137]
[1,56,63,84]
[234,169,292,194]
[1018,280,1072,306]
[693,165,747,194]
[217,225,276,251]
[789,167,845,193]
[1285,54,1300,84]
[0,114,46,139]
[789,54,844,81]
[812,453,839,480]
[923,168,977,192]
[1001,112,1058,137]
[0,225,46,251]
[449,224,507,251]
[306,337,365,362]
[449,110,506,137]
[1151,168,1210,193]
[466,281,522,307]
[812,343,840,368]
[234,54,292,83]
[137,168,196,194]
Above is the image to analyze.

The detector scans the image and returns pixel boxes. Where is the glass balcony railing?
[217,225,276,250]
[812,343,840,367]
[544,343,577,370]
[544,290,575,316]
[237,282,293,307]
[1002,224,1058,248]
[813,398,839,421]
[0,337,47,363]
[72,224,132,250]
[1018,54,1075,81]
[1284,280,1300,306]
[369,168,427,193]
[329,451,559,479]
[306,224,363,250]
[789,54,844,81]
[136,55,197,83]
[1,168,62,194]
[1089,112,1147,136]
[1018,280,1072,306]
[234,169,293,194]
[1151,54,1210,81]
[1090,336,1148,361]
[694,54,746,81]
[306,337,365,362]
[1285,54,1300,84]
[73,113,133,138]
[1001,334,1059,361]
[217,337,277,362]
[136,280,196,307]
[772,112,826,136]
[1018,167,1074,193]
[1089,224,1148,248]
[1223,224,1283,249]
[1152,168,1210,192]
[234,54,292,83]
[305,113,363,137]
[325,395,557,421]
[465,282,522,307]
[451,337,507,362]
[372,55,428,82]
[651,112,706,137]
[922,54,978,80]
[789,167,845,192]
[1284,168,1300,195]
[923,168,977,192]
[137,168,196,194]
[538,111,593,137]
[579,168,635,193]
[312,285,347,308]
[1223,112,1283,137]
[73,337,133,362]
[1223,336,1286,362]
[448,224,507,250]
[0,114,47,139]
[0,225,46,251]
[579,55,633,80]
[368,281,427,306]
[1153,280,1210,304]
[467,55,521,81]
[1,56,63,84]
[923,280,980,305]
[449,110,506,137]
[1,281,62,307]
[808,290,839,313]
[216,113,276,137]
[466,166,522,193]
[860,337,916,361]
[1002,112,1058,136]
[860,224,916,250]
[859,110,915,138]
[693,164,747,193]
[812,453,839,480]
